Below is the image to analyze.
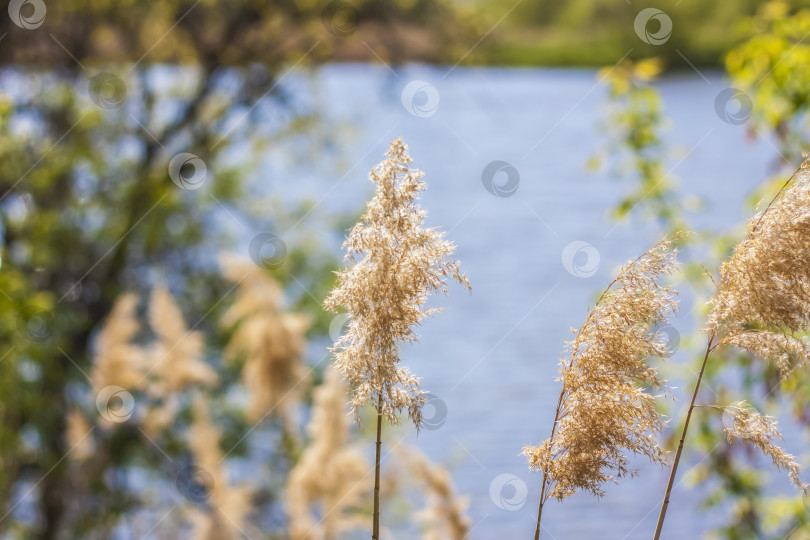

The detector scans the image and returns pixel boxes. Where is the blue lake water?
[258,65,798,539]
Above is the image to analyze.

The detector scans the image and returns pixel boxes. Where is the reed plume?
[398,447,471,540]
[720,401,805,490]
[323,138,469,539]
[189,394,253,540]
[220,253,310,428]
[66,409,94,461]
[654,162,810,539]
[147,283,218,396]
[524,237,679,539]
[286,367,368,540]
[90,292,147,393]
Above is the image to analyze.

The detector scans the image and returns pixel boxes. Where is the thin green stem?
[653,331,715,540]
[371,394,383,540]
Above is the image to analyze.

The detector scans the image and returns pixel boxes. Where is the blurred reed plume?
[189,394,253,540]
[220,253,310,429]
[654,163,810,539]
[147,283,218,395]
[91,286,218,435]
[286,367,368,540]
[324,138,469,539]
[397,447,471,540]
[65,409,94,462]
[143,284,218,435]
[524,237,680,539]
[90,292,147,394]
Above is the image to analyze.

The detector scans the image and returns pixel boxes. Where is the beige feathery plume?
[147,284,217,397]
[655,163,810,539]
[398,448,471,540]
[324,138,469,538]
[286,368,368,540]
[719,402,807,492]
[525,237,679,538]
[323,137,470,427]
[66,409,94,461]
[219,253,310,425]
[90,292,147,393]
[708,163,810,373]
[189,394,253,540]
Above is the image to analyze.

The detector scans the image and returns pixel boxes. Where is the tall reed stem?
[534,390,564,540]
[653,332,715,540]
[372,394,383,540]
[533,270,630,539]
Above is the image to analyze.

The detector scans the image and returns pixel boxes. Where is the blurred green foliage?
[597,3,810,538]
[0,1,476,538]
[476,0,810,67]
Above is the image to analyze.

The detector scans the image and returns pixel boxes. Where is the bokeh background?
[2,0,810,538]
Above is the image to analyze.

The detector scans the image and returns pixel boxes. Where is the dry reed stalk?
[524,237,680,539]
[324,138,469,539]
[654,162,810,539]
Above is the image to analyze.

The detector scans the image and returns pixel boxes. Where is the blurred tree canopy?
[0,1,476,538]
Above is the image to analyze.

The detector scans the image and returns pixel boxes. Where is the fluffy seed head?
[324,138,469,427]
[721,401,807,492]
[524,237,679,500]
[709,164,810,373]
